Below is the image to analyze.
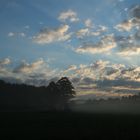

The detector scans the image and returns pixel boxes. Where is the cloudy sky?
[1,0,140,99]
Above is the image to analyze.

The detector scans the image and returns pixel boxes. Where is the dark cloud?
[71,77,81,84]
[113,34,140,56]
[82,77,95,85]
[95,79,140,88]
[13,59,44,74]
[115,5,140,32]
[130,5,140,19]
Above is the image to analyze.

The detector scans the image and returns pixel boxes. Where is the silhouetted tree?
[46,81,59,110]
[56,77,75,98]
[46,77,76,110]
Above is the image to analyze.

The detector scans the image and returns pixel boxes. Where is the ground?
[0,111,140,140]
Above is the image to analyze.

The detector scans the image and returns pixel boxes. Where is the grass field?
[0,111,140,139]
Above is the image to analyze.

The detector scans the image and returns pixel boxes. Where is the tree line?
[0,77,76,111]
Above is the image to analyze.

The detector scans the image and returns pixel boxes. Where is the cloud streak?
[8,32,26,37]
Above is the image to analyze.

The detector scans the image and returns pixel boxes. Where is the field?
[1,111,140,139]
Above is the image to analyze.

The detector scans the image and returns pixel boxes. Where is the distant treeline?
[84,93,140,105]
[0,77,75,111]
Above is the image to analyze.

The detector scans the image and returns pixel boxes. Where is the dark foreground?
[0,111,140,140]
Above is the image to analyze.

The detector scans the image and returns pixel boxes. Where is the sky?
[1,0,140,99]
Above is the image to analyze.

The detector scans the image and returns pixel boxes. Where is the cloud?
[115,19,134,32]
[13,59,58,81]
[76,24,108,38]
[115,5,140,32]
[90,25,108,36]
[24,25,30,29]
[58,9,79,22]
[62,60,113,81]
[0,58,18,83]
[62,60,140,85]
[8,32,15,37]
[76,44,115,54]
[19,32,26,37]
[90,31,101,36]
[75,34,116,54]
[76,28,89,38]
[8,32,26,37]
[0,59,138,84]
[0,58,11,65]
[114,34,140,56]
[113,5,140,55]
[65,65,77,71]
[117,45,140,56]
[130,5,140,19]
[0,58,60,86]
[62,60,124,84]
[33,25,71,44]
[7,59,126,86]
[85,19,93,28]
[14,59,45,74]
[98,25,108,32]
[62,65,77,76]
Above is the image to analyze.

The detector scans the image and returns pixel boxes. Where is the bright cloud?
[33,25,71,44]
[58,9,79,22]
[62,60,140,83]
[98,25,108,32]
[76,24,108,38]
[117,45,140,56]
[62,65,77,76]
[115,20,134,32]
[0,59,58,85]
[76,34,116,54]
